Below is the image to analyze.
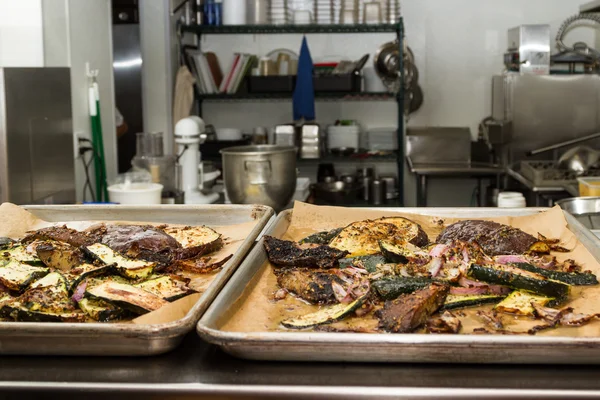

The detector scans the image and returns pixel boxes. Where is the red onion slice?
[71,281,87,302]
[449,286,490,295]
[429,244,449,258]
[332,281,353,303]
[495,255,528,265]
[458,277,488,288]
[428,257,443,277]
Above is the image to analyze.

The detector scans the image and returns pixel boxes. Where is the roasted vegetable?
[85,280,168,314]
[65,262,114,291]
[30,272,68,291]
[372,277,433,300]
[379,241,430,265]
[0,245,42,265]
[168,254,232,274]
[338,254,387,273]
[467,264,570,299]
[78,298,126,322]
[329,217,428,257]
[0,237,15,250]
[426,311,462,334]
[299,228,344,245]
[281,295,366,329]
[494,290,553,316]
[134,275,195,301]
[22,225,98,248]
[34,240,84,271]
[510,262,598,286]
[162,225,222,260]
[377,283,449,333]
[276,269,344,304]
[441,294,506,310]
[0,261,49,293]
[263,236,348,269]
[85,243,156,280]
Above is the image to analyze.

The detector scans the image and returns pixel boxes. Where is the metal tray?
[197,207,600,364]
[0,204,274,356]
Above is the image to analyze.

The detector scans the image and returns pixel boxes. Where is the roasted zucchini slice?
[65,262,114,292]
[30,272,68,292]
[281,295,367,329]
[35,240,84,271]
[494,290,553,316]
[84,243,156,280]
[511,262,598,286]
[0,237,16,250]
[441,294,506,311]
[376,217,429,247]
[0,245,42,265]
[329,220,402,257]
[338,254,387,273]
[467,264,570,299]
[78,298,126,322]
[0,261,49,293]
[299,228,344,245]
[134,275,195,301]
[85,280,168,314]
[162,225,222,259]
[372,277,433,300]
[379,241,430,264]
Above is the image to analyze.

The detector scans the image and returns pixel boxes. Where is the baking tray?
[197,207,600,364]
[0,204,274,356]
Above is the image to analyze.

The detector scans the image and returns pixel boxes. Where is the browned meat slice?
[100,225,181,266]
[276,268,344,304]
[377,283,449,333]
[22,226,99,248]
[264,236,349,269]
[426,311,462,334]
[436,220,538,256]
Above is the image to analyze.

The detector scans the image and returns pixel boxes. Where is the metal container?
[197,207,600,364]
[380,175,397,199]
[361,175,373,201]
[313,181,362,204]
[556,197,600,231]
[370,179,386,205]
[221,145,297,211]
[0,204,274,356]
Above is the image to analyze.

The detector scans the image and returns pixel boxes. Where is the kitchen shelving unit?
[182,20,405,205]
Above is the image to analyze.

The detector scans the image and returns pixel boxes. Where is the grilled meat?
[436,220,538,256]
[276,268,344,304]
[264,236,348,269]
[377,283,449,333]
[22,226,99,248]
[426,311,462,334]
[99,224,181,266]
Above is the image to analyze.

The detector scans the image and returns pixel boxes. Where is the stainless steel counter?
[1,332,600,399]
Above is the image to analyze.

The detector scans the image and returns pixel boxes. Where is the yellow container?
[578,177,600,196]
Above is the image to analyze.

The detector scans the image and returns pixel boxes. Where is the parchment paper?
[222,202,600,336]
[0,203,258,325]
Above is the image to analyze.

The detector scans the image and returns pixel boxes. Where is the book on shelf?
[185,50,223,94]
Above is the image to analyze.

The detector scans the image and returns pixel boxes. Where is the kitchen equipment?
[216,128,243,141]
[175,117,220,204]
[221,145,297,211]
[323,176,335,183]
[313,181,362,204]
[108,177,163,205]
[197,206,600,364]
[370,179,386,205]
[247,0,269,23]
[293,9,312,23]
[374,40,400,91]
[406,127,472,164]
[557,197,600,232]
[0,204,273,356]
[380,175,397,200]
[223,0,246,24]
[578,177,600,196]
[330,147,355,156]
[367,128,398,151]
[300,124,320,159]
[558,146,600,175]
[497,191,526,208]
[0,68,75,204]
[274,125,296,146]
[317,163,335,182]
[361,175,373,201]
[340,174,355,184]
[357,166,375,178]
[363,1,381,24]
[327,125,360,150]
[363,66,387,92]
[505,25,551,75]
[519,160,600,187]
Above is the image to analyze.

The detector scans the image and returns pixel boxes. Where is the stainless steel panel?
[0,204,274,356]
[0,68,75,204]
[198,207,600,364]
[406,127,471,164]
[507,25,550,75]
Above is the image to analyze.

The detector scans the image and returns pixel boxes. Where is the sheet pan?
[0,204,274,356]
[197,207,600,364]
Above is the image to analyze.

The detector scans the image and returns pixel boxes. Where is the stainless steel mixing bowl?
[221,145,297,211]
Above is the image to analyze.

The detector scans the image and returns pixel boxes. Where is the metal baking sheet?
[197,207,600,364]
[0,204,274,356]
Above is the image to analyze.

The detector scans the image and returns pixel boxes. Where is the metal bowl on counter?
[221,145,297,211]
[556,197,600,236]
[312,181,363,204]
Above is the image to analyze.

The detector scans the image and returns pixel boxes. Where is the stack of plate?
[314,0,334,24]
[270,0,290,24]
[386,0,401,23]
[327,125,360,151]
[339,0,358,24]
[289,0,313,23]
[367,128,397,151]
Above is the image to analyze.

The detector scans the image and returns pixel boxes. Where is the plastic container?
[222,0,246,25]
[108,171,163,205]
[497,191,526,208]
[578,177,600,196]
[216,128,243,141]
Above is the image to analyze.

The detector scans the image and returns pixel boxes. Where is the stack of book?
[186,51,257,94]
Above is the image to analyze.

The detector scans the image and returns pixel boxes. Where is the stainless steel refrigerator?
[0,67,75,204]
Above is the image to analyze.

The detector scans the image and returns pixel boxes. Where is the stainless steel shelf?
[182,23,399,35]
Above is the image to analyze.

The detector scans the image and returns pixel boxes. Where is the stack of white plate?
[386,0,401,23]
[314,0,333,24]
[328,125,360,150]
[270,0,290,24]
[339,0,358,24]
[367,128,397,151]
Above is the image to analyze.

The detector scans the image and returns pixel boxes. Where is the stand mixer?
[175,116,219,204]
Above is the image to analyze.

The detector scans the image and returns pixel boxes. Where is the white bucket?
[108,183,163,205]
[497,191,526,208]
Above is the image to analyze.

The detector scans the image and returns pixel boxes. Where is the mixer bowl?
[221,145,297,211]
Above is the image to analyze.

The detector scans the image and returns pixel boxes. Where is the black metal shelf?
[198,92,396,102]
[182,23,399,35]
[298,153,398,164]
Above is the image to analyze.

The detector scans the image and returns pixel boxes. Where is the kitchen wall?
[196,0,596,206]
[0,0,44,66]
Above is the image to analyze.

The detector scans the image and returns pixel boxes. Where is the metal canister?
[370,179,387,205]
[361,176,372,201]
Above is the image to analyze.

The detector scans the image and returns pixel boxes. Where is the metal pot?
[221,145,297,211]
